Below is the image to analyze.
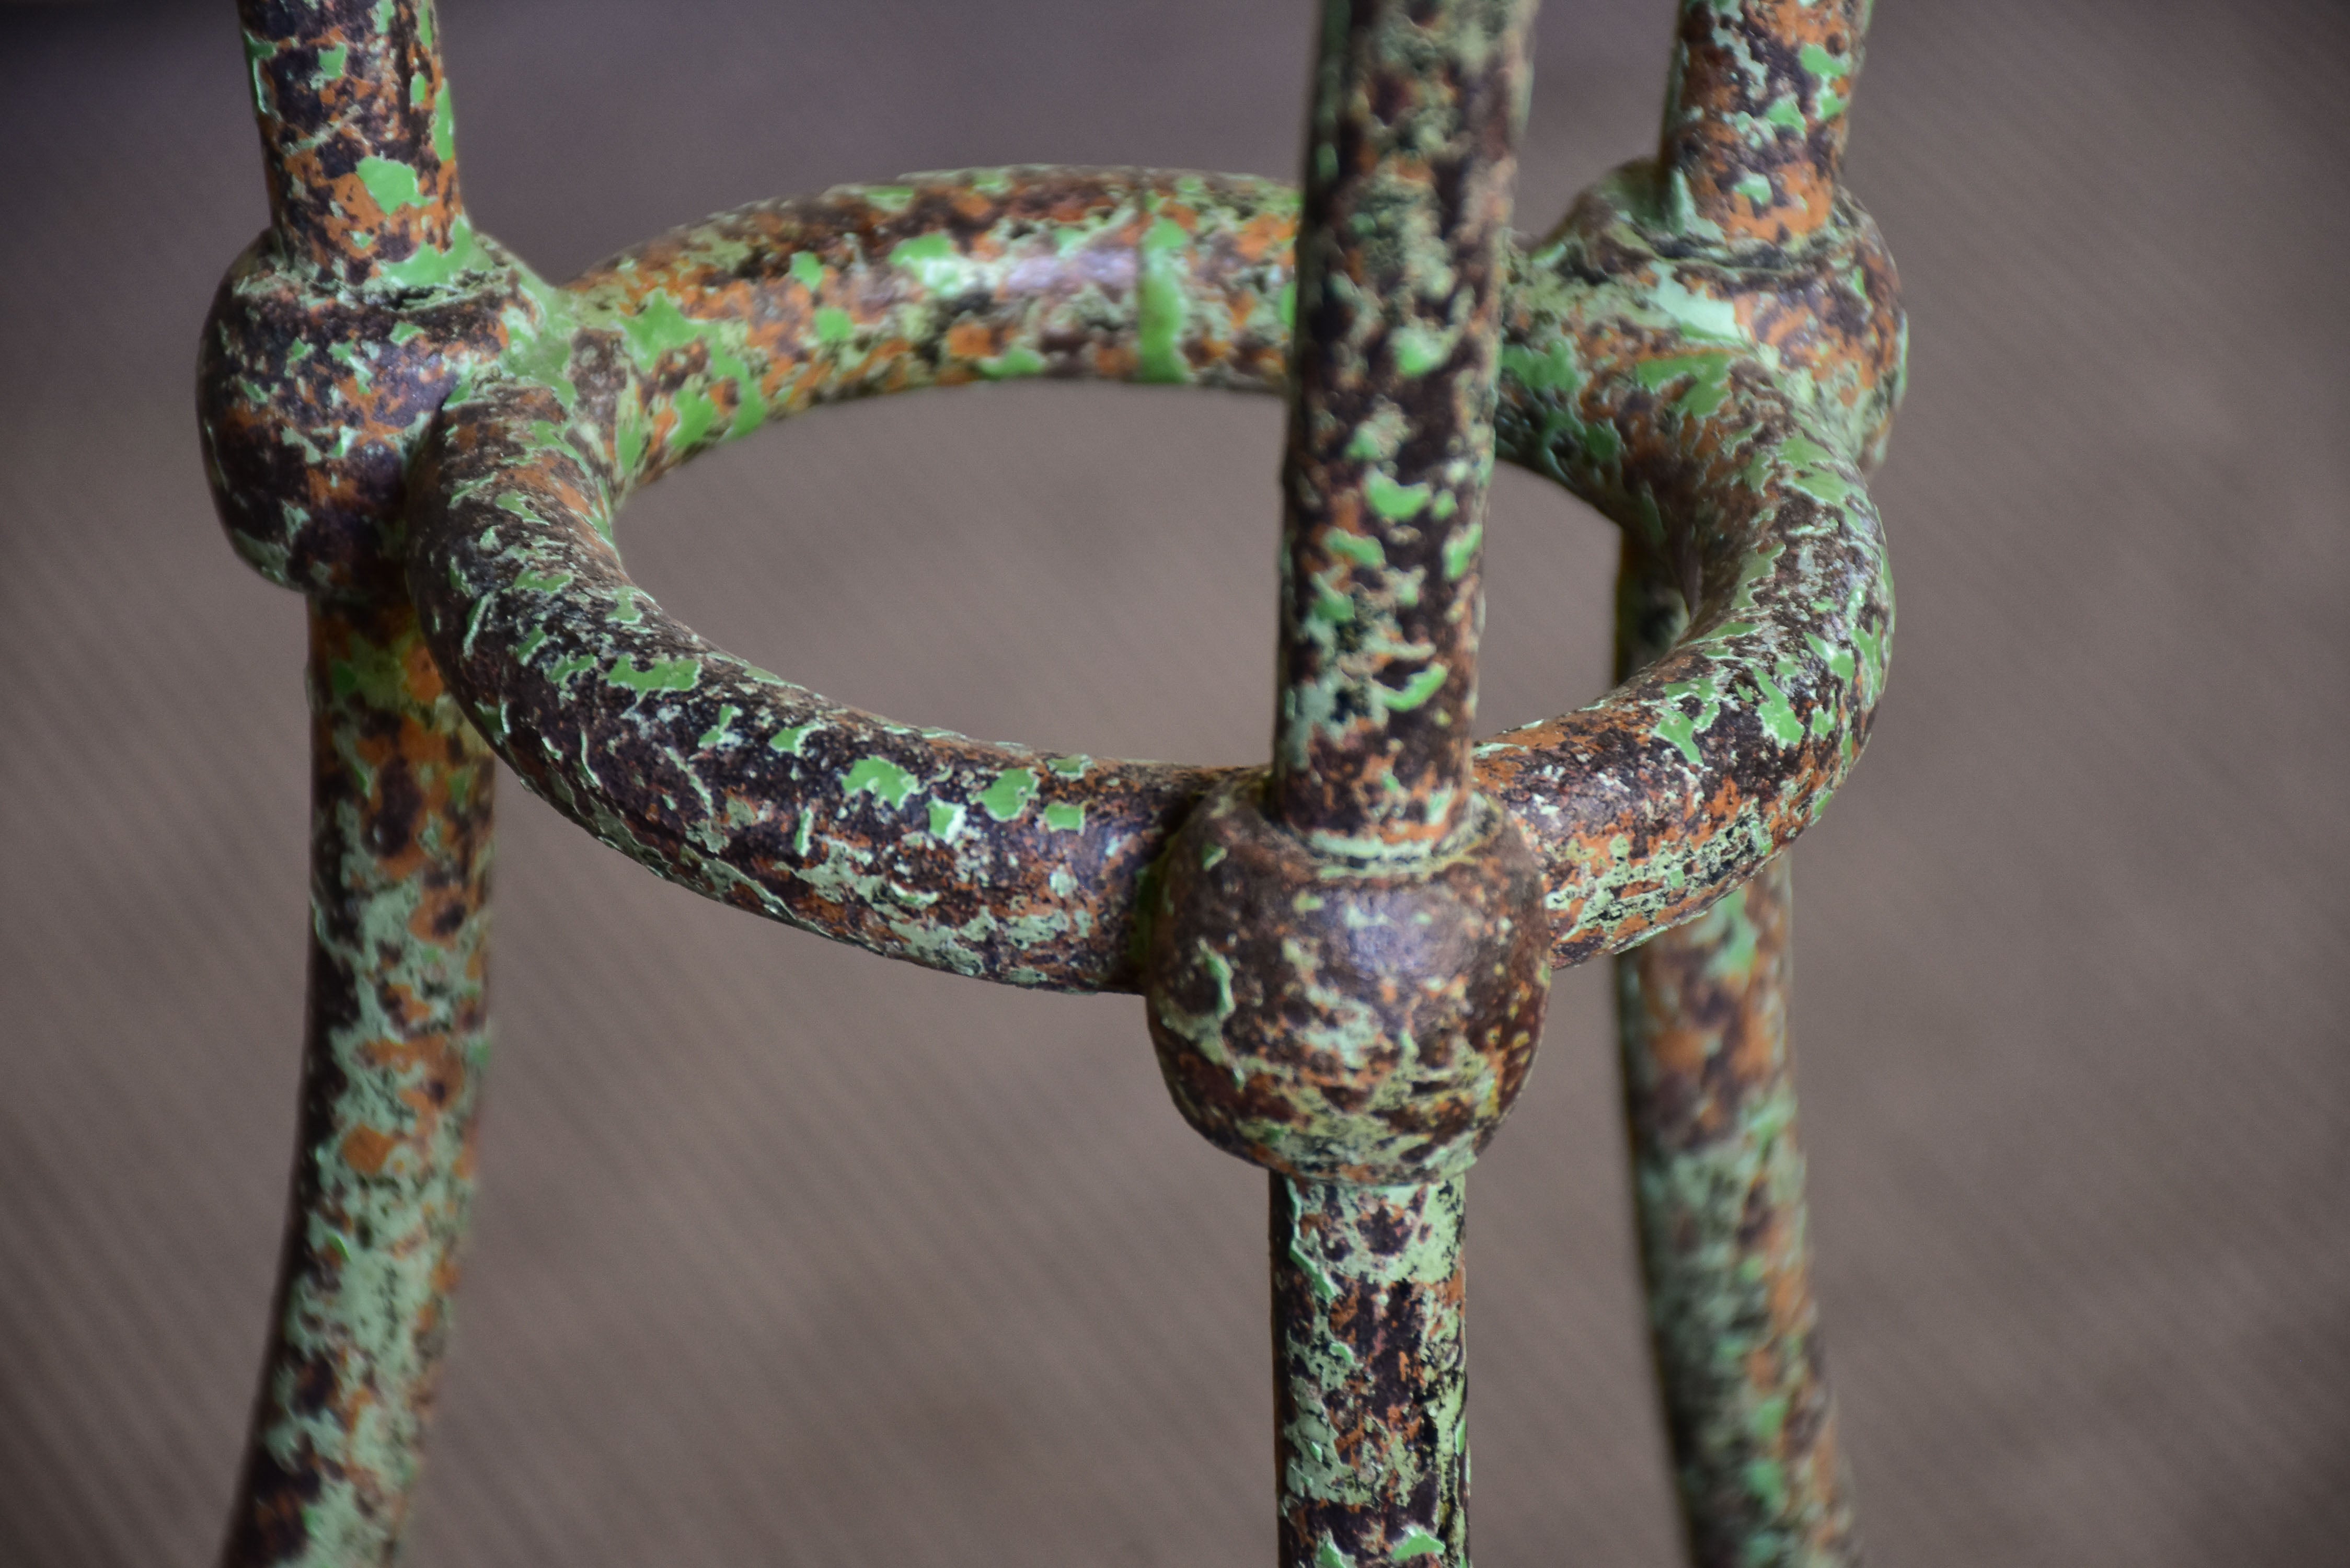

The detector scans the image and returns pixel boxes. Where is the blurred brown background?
[4,1,2347,1564]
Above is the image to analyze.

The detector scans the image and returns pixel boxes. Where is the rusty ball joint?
[1138,774,1552,1187]
[198,236,533,599]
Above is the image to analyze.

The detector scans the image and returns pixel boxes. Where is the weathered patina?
[1270,0,1530,855]
[1619,856,1854,1567]
[1140,774,1550,1189]
[1272,1177,1473,1568]
[198,1,1901,1564]
[220,599,493,1565]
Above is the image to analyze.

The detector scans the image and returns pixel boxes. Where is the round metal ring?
[408,165,1892,991]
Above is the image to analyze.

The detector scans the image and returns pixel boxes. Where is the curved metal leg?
[1619,855,1856,1567]
[221,597,493,1568]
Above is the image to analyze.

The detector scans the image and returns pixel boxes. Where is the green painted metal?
[1273,1177,1472,1568]
[197,2,1902,1564]
[222,599,494,1564]
[1271,0,1532,857]
[1619,858,1853,1566]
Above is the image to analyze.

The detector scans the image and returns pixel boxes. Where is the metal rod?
[1272,1175,1471,1568]
[237,0,466,283]
[1252,9,1536,1561]
[1617,858,1856,1566]
[221,596,495,1568]
[1614,535,1856,1567]
[1272,0,1537,858]
[1656,0,1872,252]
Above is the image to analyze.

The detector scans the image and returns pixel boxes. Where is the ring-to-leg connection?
[1141,778,1550,1187]
[199,2,1898,1565]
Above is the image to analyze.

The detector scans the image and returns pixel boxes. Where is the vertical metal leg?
[1272,1176,1471,1568]
[1149,4,1538,1562]
[1619,857,1855,1567]
[208,6,502,1552]
[222,596,493,1568]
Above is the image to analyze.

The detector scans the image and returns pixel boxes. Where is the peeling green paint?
[217,600,493,1568]
[1441,523,1482,583]
[696,704,741,750]
[1379,666,1448,712]
[355,154,426,213]
[1274,1178,1469,1568]
[1363,470,1431,521]
[606,656,697,694]
[843,756,920,809]
[977,766,1038,823]
[1619,858,1857,1565]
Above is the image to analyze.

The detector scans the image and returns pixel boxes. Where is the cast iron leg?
[1619,857,1856,1567]
[222,597,494,1567]
[1273,1176,1473,1568]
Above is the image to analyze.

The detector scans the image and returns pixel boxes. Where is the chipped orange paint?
[1235,210,1292,262]
[340,1126,397,1175]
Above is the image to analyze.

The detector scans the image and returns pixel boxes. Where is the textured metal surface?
[1270,0,1530,854]
[1606,352,1862,1562]
[192,0,1902,1564]
[399,177,1894,983]
[1595,7,1879,1558]
[200,5,510,1553]
[1272,1176,1471,1568]
[18,4,2347,1565]
[1660,0,1869,255]
[234,0,464,286]
[411,168,1293,993]
[221,599,493,1567]
[1140,775,1551,1186]
[1619,856,1853,1567]
[1479,174,1896,958]
[198,230,528,597]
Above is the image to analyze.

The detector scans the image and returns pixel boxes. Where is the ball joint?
[196,233,535,599]
[1138,773,1552,1187]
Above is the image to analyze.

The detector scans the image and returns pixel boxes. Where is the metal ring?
[408,165,1892,991]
